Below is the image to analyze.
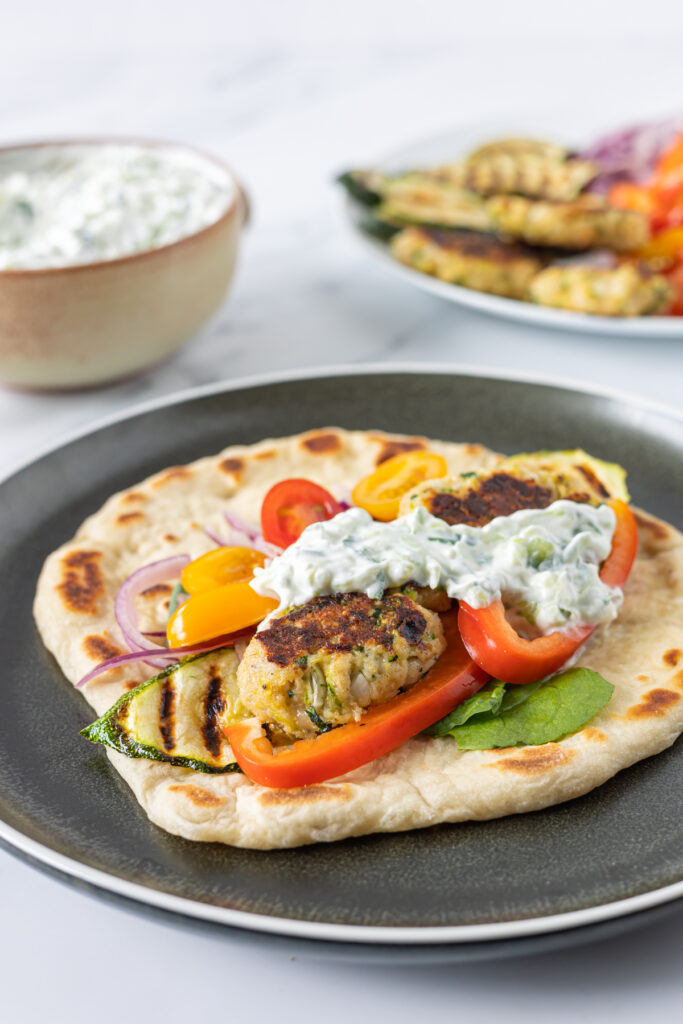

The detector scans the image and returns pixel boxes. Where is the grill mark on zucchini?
[159,678,176,752]
[202,673,224,758]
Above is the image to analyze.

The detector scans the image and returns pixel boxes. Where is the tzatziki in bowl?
[0,139,247,389]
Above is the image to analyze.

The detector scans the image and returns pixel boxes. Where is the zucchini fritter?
[529,264,673,316]
[237,593,445,741]
[390,226,544,299]
[400,450,629,526]
[486,194,650,251]
[469,139,570,161]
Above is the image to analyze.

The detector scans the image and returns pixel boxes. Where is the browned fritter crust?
[486,194,650,251]
[257,592,429,667]
[407,227,541,263]
[390,226,544,299]
[426,472,557,526]
[237,593,446,739]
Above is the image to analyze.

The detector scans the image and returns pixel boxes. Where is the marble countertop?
[1,30,683,1023]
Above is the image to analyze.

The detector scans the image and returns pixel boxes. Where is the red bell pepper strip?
[457,499,638,685]
[225,610,488,788]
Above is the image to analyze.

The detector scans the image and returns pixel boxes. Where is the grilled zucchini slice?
[81,647,246,773]
[337,170,386,206]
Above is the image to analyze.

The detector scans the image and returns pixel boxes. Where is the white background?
[1,2,683,1019]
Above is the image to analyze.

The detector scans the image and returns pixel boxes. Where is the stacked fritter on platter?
[339,138,674,317]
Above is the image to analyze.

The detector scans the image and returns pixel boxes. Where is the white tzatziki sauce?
[251,501,622,634]
[0,144,234,270]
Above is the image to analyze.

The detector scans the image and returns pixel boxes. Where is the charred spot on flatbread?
[168,784,225,807]
[121,491,147,504]
[153,465,193,486]
[301,431,343,454]
[582,727,607,742]
[375,438,425,465]
[495,744,573,773]
[428,472,555,526]
[140,583,173,598]
[663,649,681,667]
[82,633,124,662]
[163,533,178,543]
[116,511,145,525]
[259,784,353,806]
[255,448,276,460]
[634,512,670,541]
[627,688,681,718]
[57,549,105,614]
[219,457,245,476]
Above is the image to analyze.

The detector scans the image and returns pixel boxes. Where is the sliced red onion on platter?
[580,118,683,193]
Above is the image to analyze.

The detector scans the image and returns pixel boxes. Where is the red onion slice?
[77,628,254,688]
[114,554,190,667]
[580,117,683,193]
[223,509,260,541]
[203,526,226,547]
[223,510,282,558]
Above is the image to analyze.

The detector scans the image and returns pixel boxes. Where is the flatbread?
[34,428,683,849]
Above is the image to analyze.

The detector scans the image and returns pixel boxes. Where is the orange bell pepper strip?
[457,499,638,686]
[609,182,658,217]
[225,610,488,788]
[656,132,683,178]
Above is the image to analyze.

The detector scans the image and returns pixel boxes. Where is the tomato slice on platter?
[261,478,343,548]
[457,499,638,685]
[352,451,448,522]
[225,610,488,788]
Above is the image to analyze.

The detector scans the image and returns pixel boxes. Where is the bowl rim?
[0,135,244,278]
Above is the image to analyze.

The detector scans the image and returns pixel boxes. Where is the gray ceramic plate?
[2,365,683,962]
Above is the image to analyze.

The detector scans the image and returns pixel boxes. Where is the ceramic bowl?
[0,138,248,389]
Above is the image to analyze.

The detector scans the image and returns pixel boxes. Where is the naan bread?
[34,428,683,849]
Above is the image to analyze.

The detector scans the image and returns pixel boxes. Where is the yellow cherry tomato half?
[180,546,267,596]
[167,581,278,647]
[352,451,448,522]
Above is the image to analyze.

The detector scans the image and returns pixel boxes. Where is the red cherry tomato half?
[261,478,343,548]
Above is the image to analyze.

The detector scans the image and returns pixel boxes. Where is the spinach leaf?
[426,680,506,736]
[441,668,613,750]
[499,678,545,712]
